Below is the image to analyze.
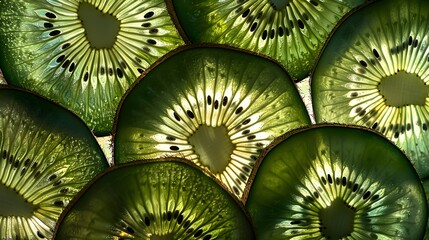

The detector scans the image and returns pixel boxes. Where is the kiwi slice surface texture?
[311,0,429,178]
[171,0,368,80]
[114,45,310,197]
[54,159,255,239]
[423,178,429,240]
[0,87,108,239]
[0,0,184,135]
[244,125,427,239]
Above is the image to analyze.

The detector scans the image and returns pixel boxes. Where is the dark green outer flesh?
[114,45,310,197]
[245,125,427,239]
[311,0,429,178]
[54,159,255,239]
[171,0,368,80]
[0,0,184,135]
[0,87,108,239]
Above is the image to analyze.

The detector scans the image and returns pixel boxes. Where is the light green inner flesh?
[270,0,290,10]
[189,125,234,174]
[0,184,36,217]
[318,198,355,239]
[378,71,429,107]
[78,2,120,49]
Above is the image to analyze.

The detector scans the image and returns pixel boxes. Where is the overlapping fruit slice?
[244,125,427,239]
[0,0,184,135]
[0,87,108,239]
[114,45,310,197]
[54,159,255,239]
[311,0,429,177]
[171,0,368,80]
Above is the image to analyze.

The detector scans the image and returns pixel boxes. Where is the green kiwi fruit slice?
[0,0,184,135]
[423,178,429,240]
[114,45,310,197]
[0,87,108,239]
[54,158,255,239]
[311,0,429,178]
[170,0,368,80]
[244,124,427,239]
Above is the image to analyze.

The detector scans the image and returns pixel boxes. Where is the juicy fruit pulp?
[0,87,108,239]
[244,125,427,239]
[114,46,310,197]
[311,0,429,178]
[0,0,184,135]
[54,159,255,239]
[171,0,368,80]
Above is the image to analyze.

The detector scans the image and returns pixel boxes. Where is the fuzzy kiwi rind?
[0,86,108,239]
[54,158,255,239]
[0,0,184,135]
[243,124,427,239]
[170,0,370,80]
[311,0,429,178]
[113,44,311,198]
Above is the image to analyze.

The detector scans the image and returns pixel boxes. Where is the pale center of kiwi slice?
[270,0,290,10]
[189,125,234,174]
[378,71,429,107]
[78,2,120,49]
[319,198,355,239]
[0,184,36,217]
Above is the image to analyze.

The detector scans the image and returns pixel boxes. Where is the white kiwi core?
[0,184,36,217]
[189,125,234,174]
[318,198,355,239]
[78,2,120,49]
[378,71,429,107]
[270,0,290,10]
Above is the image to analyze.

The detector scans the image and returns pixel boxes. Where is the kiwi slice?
[114,45,310,197]
[244,124,427,239]
[54,158,255,239]
[170,0,368,80]
[311,0,429,178]
[0,0,184,135]
[423,178,429,240]
[0,87,108,239]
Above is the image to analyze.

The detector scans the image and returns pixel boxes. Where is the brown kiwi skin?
[112,43,302,160]
[53,157,256,237]
[165,0,192,45]
[242,123,416,203]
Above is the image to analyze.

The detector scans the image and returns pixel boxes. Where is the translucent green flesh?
[0,0,184,135]
[0,88,108,239]
[78,2,120,49]
[245,126,427,239]
[55,161,254,239]
[115,47,310,197]
[0,184,36,217]
[312,0,429,177]
[319,198,355,239]
[173,0,366,80]
[378,71,429,107]
[189,125,234,174]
